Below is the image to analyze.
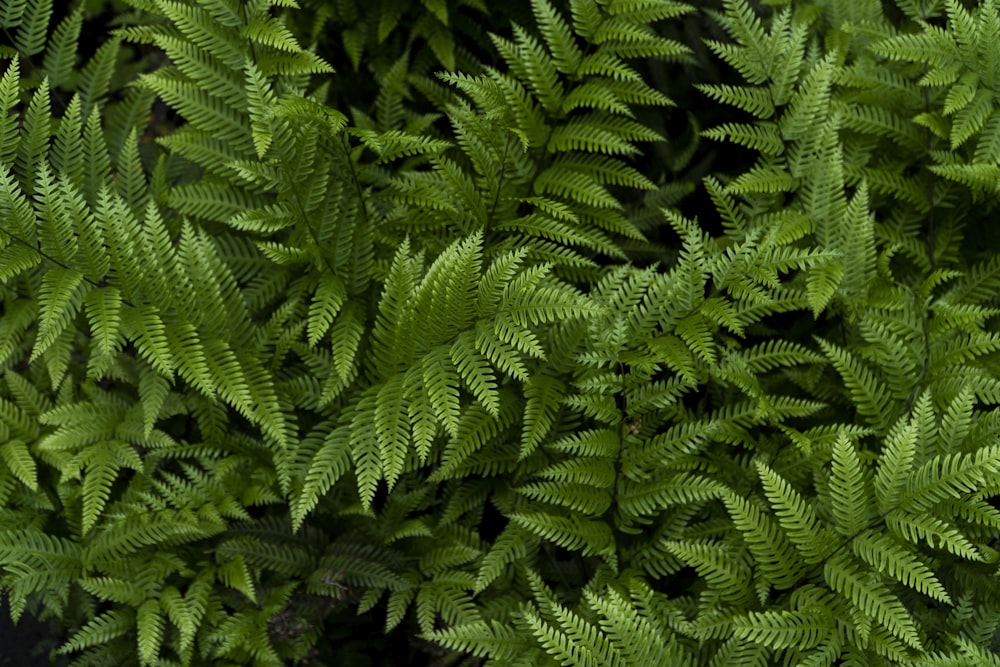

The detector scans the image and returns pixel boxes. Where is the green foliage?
[1,0,1000,665]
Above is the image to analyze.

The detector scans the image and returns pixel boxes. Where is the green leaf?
[307,272,347,347]
[375,373,410,489]
[32,266,87,363]
[0,439,37,490]
[829,433,873,537]
[136,598,165,667]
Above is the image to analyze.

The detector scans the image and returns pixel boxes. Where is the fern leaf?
[532,0,582,75]
[829,433,873,537]
[351,391,381,509]
[0,439,37,491]
[475,523,535,593]
[701,121,785,155]
[618,472,726,520]
[0,243,42,284]
[81,447,121,535]
[167,321,216,399]
[137,363,169,438]
[520,374,564,459]
[884,510,983,561]
[43,6,81,89]
[850,531,951,604]
[403,366,436,465]
[0,58,20,167]
[84,287,123,362]
[723,492,807,589]
[243,14,302,52]
[522,597,622,667]
[510,512,616,567]
[424,618,527,661]
[136,598,165,667]
[756,461,837,564]
[32,266,88,363]
[806,257,844,318]
[518,481,612,515]
[475,321,529,383]
[372,238,417,376]
[375,373,410,489]
[58,609,134,655]
[307,272,347,347]
[937,387,974,454]
[695,83,775,118]
[159,586,196,657]
[815,337,893,433]
[0,0,26,29]
[215,553,257,603]
[14,0,51,57]
[244,59,276,157]
[665,539,755,605]
[123,304,175,378]
[732,607,833,650]
[423,345,462,437]
[875,417,918,513]
[901,446,1000,513]
[823,551,923,650]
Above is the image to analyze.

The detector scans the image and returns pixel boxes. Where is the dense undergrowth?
[2,0,1000,665]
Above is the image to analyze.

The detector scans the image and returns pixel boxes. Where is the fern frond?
[732,606,834,650]
[422,620,527,661]
[723,492,807,589]
[849,530,951,604]
[32,266,88,363]
[756,461,837,565]
[510,512,617,567]
[822,551,923,650]
[815,337,894,433]
[829,433,874,537]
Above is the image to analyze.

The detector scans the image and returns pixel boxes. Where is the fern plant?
[1,0,1000,666]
